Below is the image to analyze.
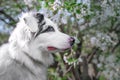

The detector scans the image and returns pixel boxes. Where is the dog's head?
[9,12,75,53]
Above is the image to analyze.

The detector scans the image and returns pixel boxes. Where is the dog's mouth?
[47,46,57,51]
[47,46,70,51]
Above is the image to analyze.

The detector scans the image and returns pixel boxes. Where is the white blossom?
[53,0,62,10]
[24,0,36,7]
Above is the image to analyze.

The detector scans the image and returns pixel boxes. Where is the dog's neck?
[9,43,54,75]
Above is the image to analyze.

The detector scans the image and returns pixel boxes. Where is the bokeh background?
[0,0,120,80]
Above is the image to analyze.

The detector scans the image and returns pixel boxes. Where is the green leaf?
[76,9,81,14]
[99,75,106,80]
[70,2,76,6]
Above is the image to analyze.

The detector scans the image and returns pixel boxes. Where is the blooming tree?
[0,0,120,80]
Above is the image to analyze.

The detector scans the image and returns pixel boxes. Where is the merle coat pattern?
[0,12,75,80]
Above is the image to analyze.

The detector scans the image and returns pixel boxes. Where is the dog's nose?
[69,37,75,46]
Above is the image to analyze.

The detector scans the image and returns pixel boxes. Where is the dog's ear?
[24,16,39,32]
[36,13,44,23]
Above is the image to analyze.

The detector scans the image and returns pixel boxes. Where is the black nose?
[69,37,75,46]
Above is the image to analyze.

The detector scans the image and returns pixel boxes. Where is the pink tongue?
[47,47,57,51]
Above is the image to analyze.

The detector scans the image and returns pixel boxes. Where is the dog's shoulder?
[0,44,14,80]
[0,43,45,80]
[0,44,32,80]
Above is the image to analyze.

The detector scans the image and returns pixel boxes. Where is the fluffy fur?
[0,12,74,80]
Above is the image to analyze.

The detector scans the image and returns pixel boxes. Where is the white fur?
[0,12,71,80]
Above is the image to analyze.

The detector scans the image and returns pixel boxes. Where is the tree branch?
[81,56,91,80]
[0,18,10,25]
[87,47,99,63]
[111,40,120,53]
[0,9,16,23]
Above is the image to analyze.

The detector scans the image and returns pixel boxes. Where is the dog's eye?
[35,26,55,37]
[44,26,55,32]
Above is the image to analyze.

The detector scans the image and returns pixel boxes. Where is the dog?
[0,12,75,80]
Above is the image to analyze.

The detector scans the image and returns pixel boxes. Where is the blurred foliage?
[0,33,9,45]
[0,0,120,80]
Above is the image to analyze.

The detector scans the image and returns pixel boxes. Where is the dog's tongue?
[47,47,57,51]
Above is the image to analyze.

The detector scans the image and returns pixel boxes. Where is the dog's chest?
[0,60,47,80]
